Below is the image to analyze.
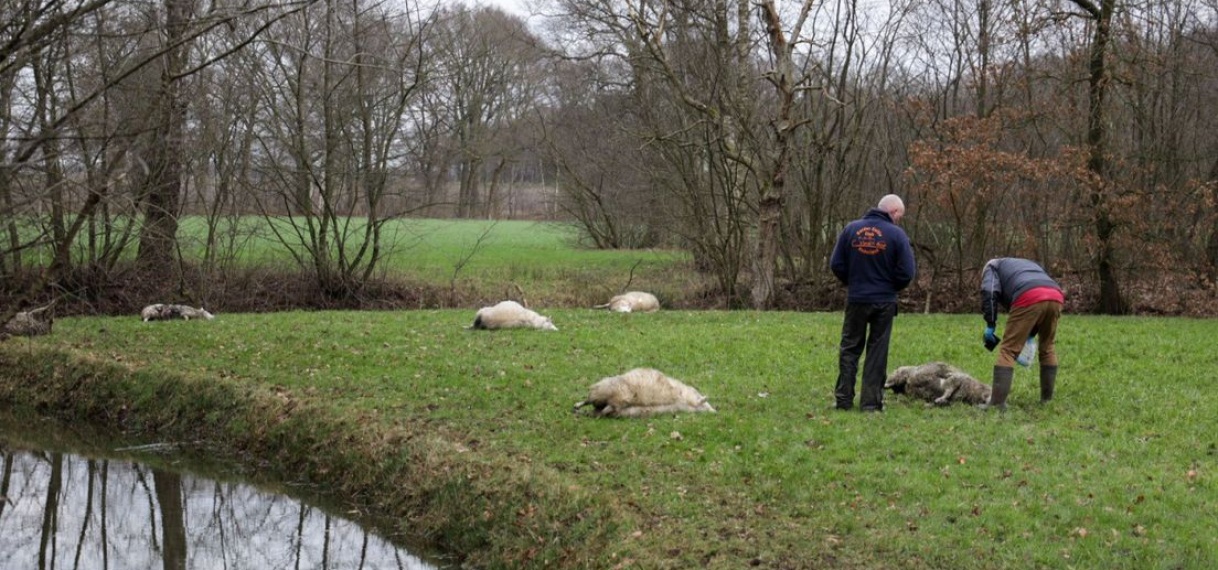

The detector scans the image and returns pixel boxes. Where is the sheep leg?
[934,378,958,406]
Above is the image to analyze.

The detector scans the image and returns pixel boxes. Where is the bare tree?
[548,0,823,307]
[430,4,546,219]
[0,0,317,329]
[538,60,662,249]
[0,0,122,294]
[242,0,433,297]
[1065,0,1127,313]
[1204,0,1218,275]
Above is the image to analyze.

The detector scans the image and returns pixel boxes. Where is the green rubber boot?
[981,366,1014,411]
[1040,365,1058,403]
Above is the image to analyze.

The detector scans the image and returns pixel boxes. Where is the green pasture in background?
[21,308,1217,569]
[23,216,690,304]
[175,217,678,274]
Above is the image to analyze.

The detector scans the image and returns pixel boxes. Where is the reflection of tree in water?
[0,449,437,569]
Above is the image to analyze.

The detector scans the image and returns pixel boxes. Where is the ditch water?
[0,414,449,570]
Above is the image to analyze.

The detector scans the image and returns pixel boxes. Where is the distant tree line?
[2,0,1216,318]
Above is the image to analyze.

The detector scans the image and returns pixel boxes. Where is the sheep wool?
[574,368,716,418]
[884,361,991,406]
[1,307,53,338]
[141,304,215,322]
[470,300,558,331]
[595,291,660,313]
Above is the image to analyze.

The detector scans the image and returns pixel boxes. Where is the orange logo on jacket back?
[852,226,887,255]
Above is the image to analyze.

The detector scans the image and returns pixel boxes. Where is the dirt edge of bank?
[0,344,633,569]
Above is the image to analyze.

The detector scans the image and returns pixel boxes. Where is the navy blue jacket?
[830,208,916,304]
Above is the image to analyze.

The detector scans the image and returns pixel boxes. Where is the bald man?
[829,194,917,412]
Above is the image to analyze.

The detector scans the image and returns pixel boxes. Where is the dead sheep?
[469,300,557,331]
[884,362,991,406]
[594,291,661,313]
[141,304,215,322]
[1,304,54,339]
[573,368,716,418]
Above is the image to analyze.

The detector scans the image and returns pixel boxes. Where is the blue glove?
[983,327,1000,351]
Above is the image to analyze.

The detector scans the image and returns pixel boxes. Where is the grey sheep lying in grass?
[141,304,214,322]
[1,304,53,339]
[884,362,991,406]
[594,291,660,313]
[469,300,557,331]
[573,368,716,418]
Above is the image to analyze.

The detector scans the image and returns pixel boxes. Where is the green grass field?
[177,217,673,272]
[7,307,1216,569]
[176,217,694,306]
[4,218,1217,568]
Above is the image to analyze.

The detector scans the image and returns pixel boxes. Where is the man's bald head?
[878,194,906,223]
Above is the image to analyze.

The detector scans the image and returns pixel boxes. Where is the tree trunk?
[1070,0,1128,314]
[136,0,191,278]
[750,0,805,309]
[751,192,782,308]
[0,166,17,275]
[485,157,508,219]
[1207,157,1218,276]
[34,54,67,247]
[458,157,482,218]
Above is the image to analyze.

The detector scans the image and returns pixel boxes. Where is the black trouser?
[835,302,897,410]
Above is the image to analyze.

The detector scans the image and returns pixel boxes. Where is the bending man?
[980,257,1065,410]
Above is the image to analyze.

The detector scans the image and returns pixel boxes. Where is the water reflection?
[0,445,441,569]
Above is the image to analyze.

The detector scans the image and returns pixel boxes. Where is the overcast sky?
[455,0,533,18]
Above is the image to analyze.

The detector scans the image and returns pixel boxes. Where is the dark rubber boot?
[982,366,1014,411]
[1040,365,1058,403]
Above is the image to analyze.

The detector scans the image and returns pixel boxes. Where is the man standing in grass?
[979,257,1065,410]
[830,194,916,412]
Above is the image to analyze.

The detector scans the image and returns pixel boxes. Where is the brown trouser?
[997,301,1062,368]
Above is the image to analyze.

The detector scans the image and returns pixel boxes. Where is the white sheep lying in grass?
[594,291,660,313]
[884,362,991,406]
[141,304,215,322]
[469,300,557,331]
[573,368,716,418]
[1,304,54,339]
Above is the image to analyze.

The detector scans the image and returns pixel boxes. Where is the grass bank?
[2,309,1216,568]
